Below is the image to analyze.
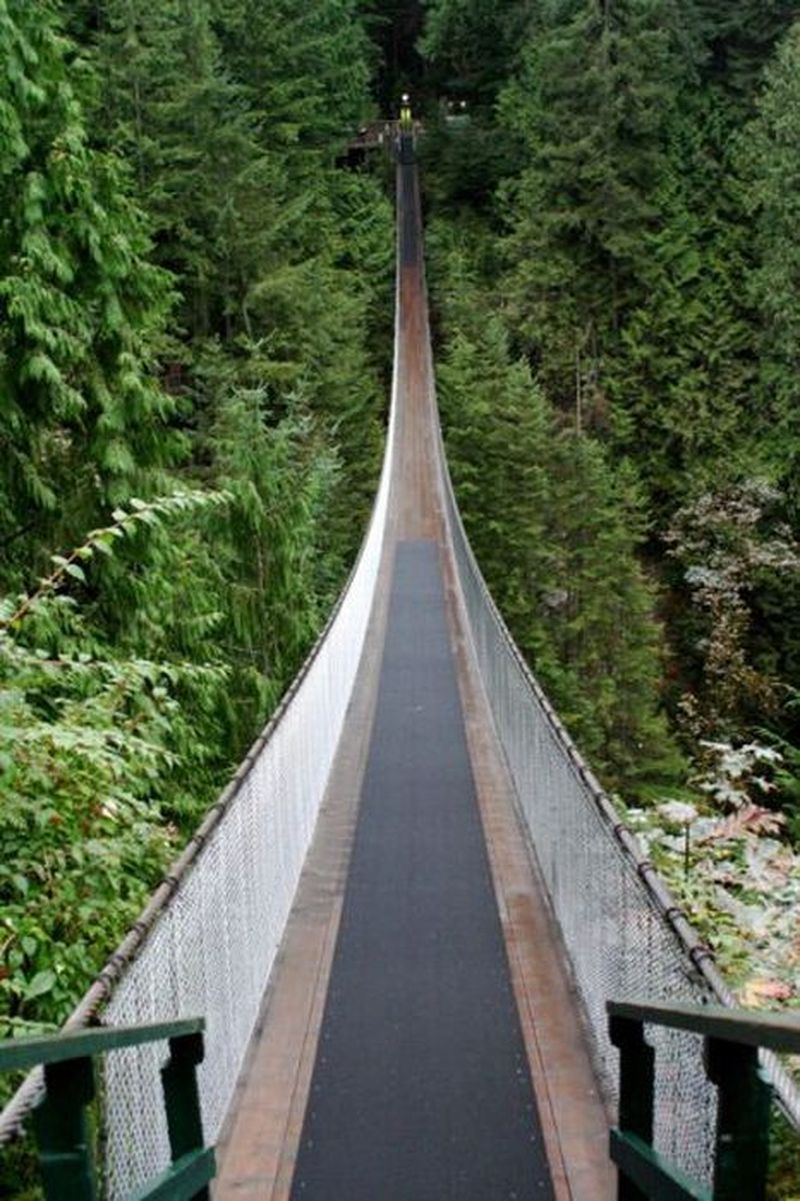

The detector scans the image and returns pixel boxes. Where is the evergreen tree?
[691,0,798,102]
[743,19,800,472]
[0,0,174,574]
[430,223,679,788]
[87,0,390,565]
[419,0,529,107]
[214,0,372,150]
[90,0,276,341]
[543,436,677,784]
[607,98,758,510]
[498,0,685,415]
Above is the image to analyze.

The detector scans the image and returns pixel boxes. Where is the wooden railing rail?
[0,1017,214,1201]
[607,999,800,1201]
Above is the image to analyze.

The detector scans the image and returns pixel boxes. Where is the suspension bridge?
[2,135,800,1201]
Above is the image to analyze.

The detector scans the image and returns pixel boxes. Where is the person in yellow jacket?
[399,93,412,132]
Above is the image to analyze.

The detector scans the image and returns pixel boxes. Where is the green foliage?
[498,0,686,411]
[91,0,264,339]
[769,1109,800,1201]
[0,0,176,567]
[692,0,798,102]
[539,440,680,784]
[0,492,230,1039]
[607,97,758,511]
[200,380,343,745]
[419,0,530,107]
[214,0,373,148]
[429,221,680,789]
[418,109,521,214]
[742,20,800,475]
[761,697,800,845]
[665,480,800,741]
[81,0,390,571]
[493,0,795,516]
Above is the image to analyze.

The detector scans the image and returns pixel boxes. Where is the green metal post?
[32,1056,97,1201]
[610,1014,655,1201]
[706,1038,772,1201]
[161,1030,209,1201]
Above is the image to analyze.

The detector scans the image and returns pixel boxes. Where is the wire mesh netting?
[97,403,396,1196]
[443,474,725,1182]
[441,454,800,1180]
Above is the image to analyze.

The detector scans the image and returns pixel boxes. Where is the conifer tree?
[743,19,800,472]
[499,0,684,416]
[88,0,390,570]
[606,100,757,510]
[690,0,797,102]
[0,0,174,572]
[91,0,274,341]
[214,0,372,150]
[419,0,529,107]
[431,225,679,788]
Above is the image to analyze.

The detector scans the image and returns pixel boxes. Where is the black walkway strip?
[291,541,554,1200]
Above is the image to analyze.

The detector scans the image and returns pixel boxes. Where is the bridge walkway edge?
[213,154,613,1200]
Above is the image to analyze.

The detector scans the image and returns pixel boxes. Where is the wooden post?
[706,1037,772,1201]
[609,1013,654,1201]
[161,1030,210,1201]
[33,1056,97,1201]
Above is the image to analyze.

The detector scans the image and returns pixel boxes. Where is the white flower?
[657,800,698,826]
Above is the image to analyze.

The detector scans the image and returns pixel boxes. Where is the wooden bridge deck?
[213,153,613,1201]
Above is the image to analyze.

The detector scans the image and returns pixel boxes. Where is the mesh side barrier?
[97,410,395,1196]
[443,472,800,1185]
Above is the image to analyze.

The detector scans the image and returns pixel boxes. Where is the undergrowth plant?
[0,490,229,1046]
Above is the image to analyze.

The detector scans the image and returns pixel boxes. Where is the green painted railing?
[0,1017,215,1201]
[608,1000,800,1201]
